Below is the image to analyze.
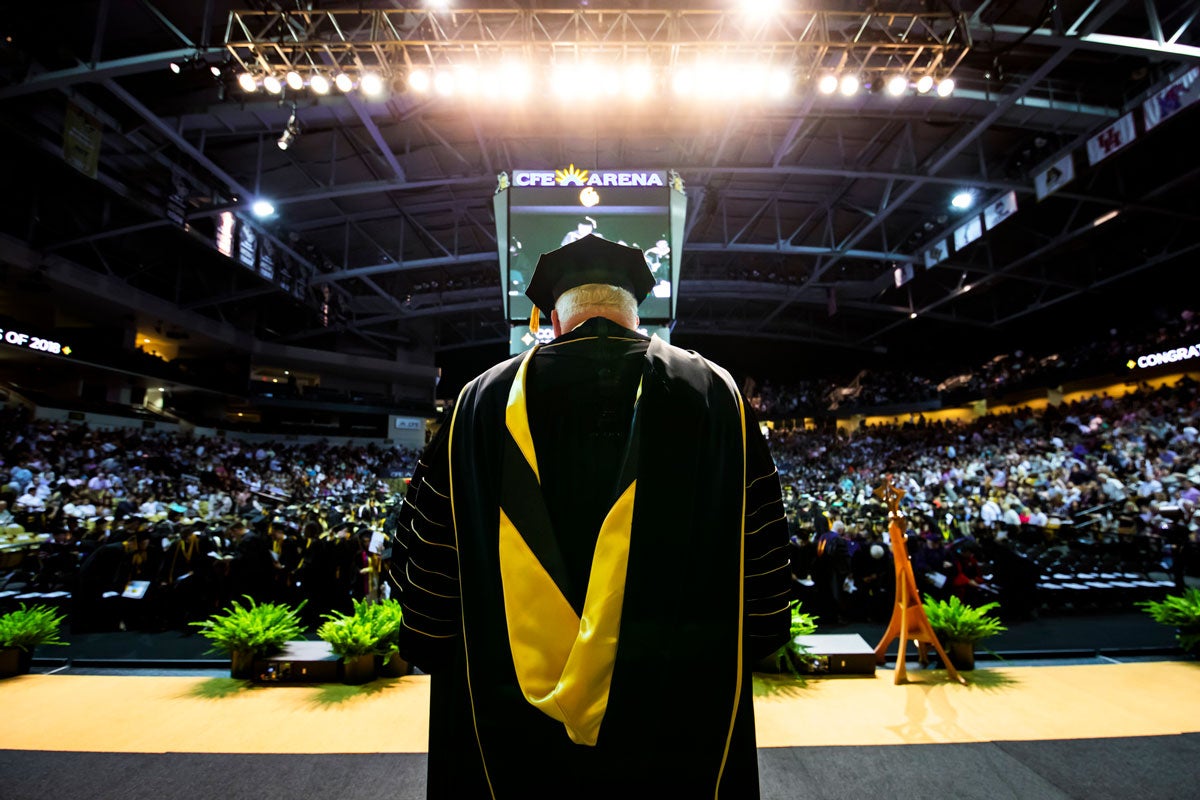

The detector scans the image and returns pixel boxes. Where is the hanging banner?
[952,216,983,251]
[983,191,1018,230]
[923,238,949,269]
[1034,153,1075,201]
[63,102,103,179]
[1086,113,1136,165]
[1143,66,1200,131]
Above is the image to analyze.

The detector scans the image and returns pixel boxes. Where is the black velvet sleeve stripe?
[741,405,793,662]
[393,423,461,672]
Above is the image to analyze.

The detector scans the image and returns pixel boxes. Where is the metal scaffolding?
[223,6,971,85]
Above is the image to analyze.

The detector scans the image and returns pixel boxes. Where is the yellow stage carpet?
[2,661,1198,754]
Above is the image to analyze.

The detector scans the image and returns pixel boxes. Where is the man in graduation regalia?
[393,234,792,799]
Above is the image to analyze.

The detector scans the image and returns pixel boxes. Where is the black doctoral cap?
[525,235,654,328]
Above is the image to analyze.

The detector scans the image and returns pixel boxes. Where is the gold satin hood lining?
[499,349,637,746]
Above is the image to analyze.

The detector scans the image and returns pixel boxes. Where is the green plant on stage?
[189,596,307,657]
[1138,587,1200,652]
[763,602,819,677]
[922,594,1006,644]
[0,603,67,652]
[318,598,403,658]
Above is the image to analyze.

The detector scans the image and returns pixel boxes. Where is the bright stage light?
[766,68,792,98]
[408,69,431,93]
[251,200,275,218]
[672,68,696,96]
[334,73,354,93]
[237,72,258,93]
[453,65,480,95]
[839,74,860,96]
[885,74,908,96]
[169,62,182,74]
[285,71,304,90]
[625,64,653,100]
[817,74,838,95]
[550,65,580,99]
[360,72,384,97]
[263,75,282,94]
[434,70,455,96]
[210,65,223,78]
[310,73,331,94]
[916,74,934,94]
[951,191,974,210]
[937,77,955,97]
[498,63,531,99]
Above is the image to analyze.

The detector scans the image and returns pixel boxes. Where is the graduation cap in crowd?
[525,234,655,333]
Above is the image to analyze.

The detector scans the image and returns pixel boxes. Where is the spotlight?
[309,73,330,94]
[251,200,275,218]
[839,74,860,96]
[433,70,455,96]
[210,65,222,78]
[885,74,908,96]
[937,77,955,97]
[817,73,838,94]
[408,69,431,93]
[766,67,792,99]
[169,61,182,74]
[951,191,974,210]
[915,74,934,94]
[285,70,304,90]
[237,72,258,93]
[624,64,652,100]
[498,63,532,99]
[263,74,282,94]
[672,68,697,96]
[453,65,480,95]
[277,109,299,150]
[334,72,354,93]
[360,72,384,97]
[909,311,918,319]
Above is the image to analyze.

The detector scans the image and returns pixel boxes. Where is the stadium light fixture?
[360,72,384,97]
[885,74,908,96]
[408,69,431,93]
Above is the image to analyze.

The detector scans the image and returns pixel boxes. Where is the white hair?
[554,283,638,329]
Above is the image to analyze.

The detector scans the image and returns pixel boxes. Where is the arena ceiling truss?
[0,0,1198,384]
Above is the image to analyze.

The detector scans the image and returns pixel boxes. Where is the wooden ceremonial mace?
[873,477,966,685]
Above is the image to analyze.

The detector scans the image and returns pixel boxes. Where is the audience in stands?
[1,315,1198,636]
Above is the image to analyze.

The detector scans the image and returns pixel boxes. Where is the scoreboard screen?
[495,168,686,327]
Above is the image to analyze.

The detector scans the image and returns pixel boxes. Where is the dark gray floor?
[2,735,1198,800]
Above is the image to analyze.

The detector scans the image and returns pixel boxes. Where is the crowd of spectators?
[0,405,419,631]
[774,376,1199,625]
[2,365,1198,639]
[748,307,1199,416]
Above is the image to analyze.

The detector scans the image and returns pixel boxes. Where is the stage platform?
[2,659,1199,798]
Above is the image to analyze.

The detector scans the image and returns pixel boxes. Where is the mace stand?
[871,479,967,686]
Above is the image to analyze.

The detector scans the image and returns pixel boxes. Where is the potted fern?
[759,601,819,676]
[922,594,1007,670]
[318,600,401,684]
[190,596,307,679]
[0,603,67,677]
[1138,587,1200,656]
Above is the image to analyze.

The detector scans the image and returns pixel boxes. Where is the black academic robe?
[398,319,791,799]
